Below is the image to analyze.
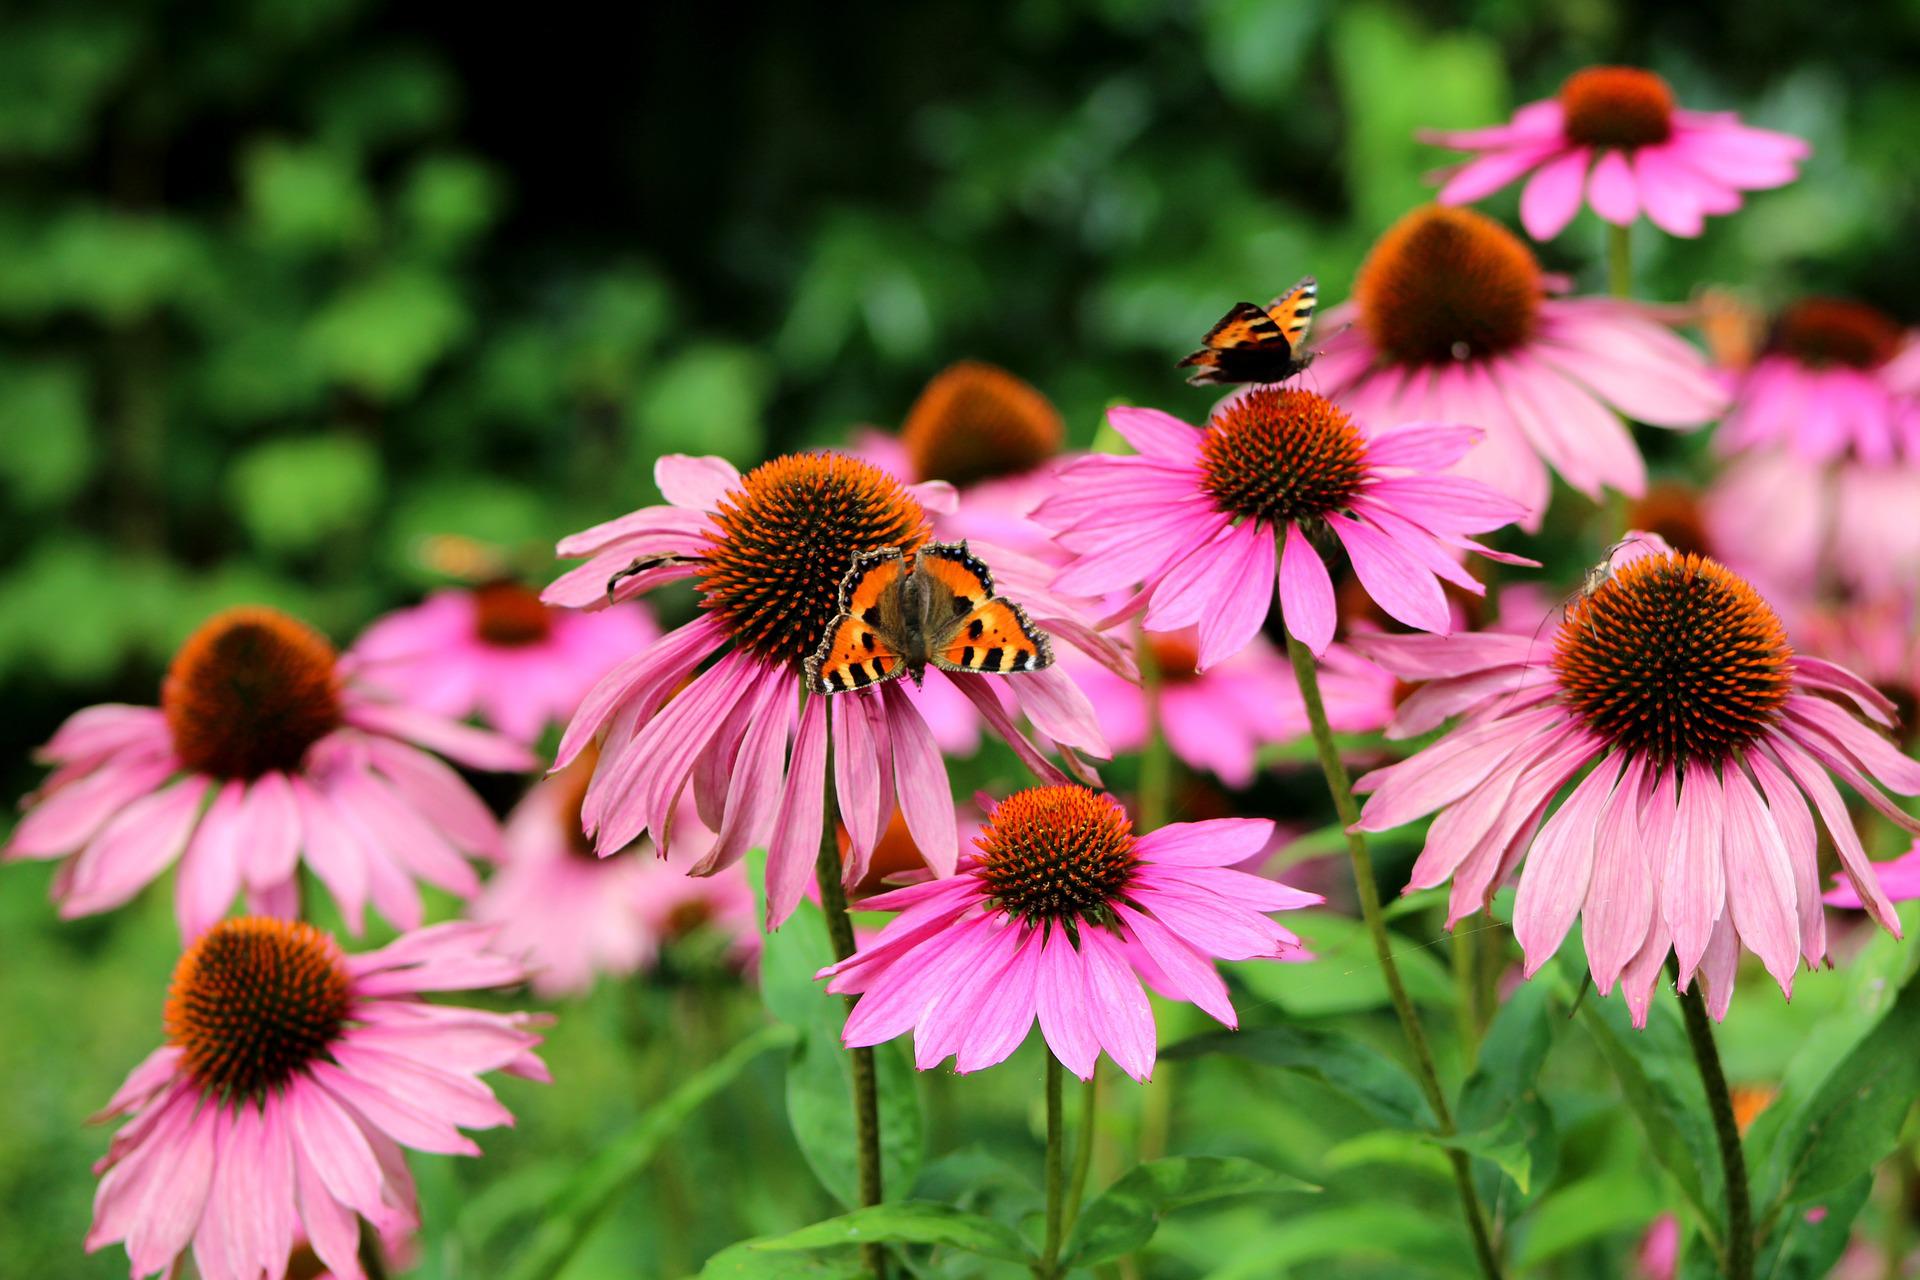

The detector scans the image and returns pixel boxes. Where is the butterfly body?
[1178,276,1319,386]
[805,542,1052,695]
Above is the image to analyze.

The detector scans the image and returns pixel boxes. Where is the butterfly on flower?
[805,542,1053,694]
[1178,276,1319,386]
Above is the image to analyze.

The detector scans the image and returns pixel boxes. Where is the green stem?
[1283,629,1505,1280]
[1137,627,1173,830]
[1064,1062,1099,1233]
[1452,925,1481,1062]
[1607,221,1633,298]
[1673,963,1753,1280]
[815,729,887,1280]
[1041,1053,1066,1279]
[359,1227,390,1280]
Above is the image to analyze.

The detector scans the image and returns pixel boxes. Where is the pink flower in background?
[351,582,659,743]
[1423,66,1808,239]
[1825,840,1920,909]
[819,785,1318,1080]
[1314,205,1726,526]
[1794,596,1920,735]
[1036,386,1530,664]
[5,607,531,938]
[88,918,545,1280]
[544,453,1107,929]
[1067,628,1396,787]
[472,748,756,997]
[1705,299,1920,600]
[1636,1213,1679,1280]
[1350,537,1917,1024]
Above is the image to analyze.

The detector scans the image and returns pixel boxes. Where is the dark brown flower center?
[473,581,555,646]
[166,918,351,1100]
[975,785,1138,926]
[1354,206,1542,367]
[163,607,343,780]
[1626,484,1712,559]
[1201,388,1369,525]
[1772,298,1903,371]
[902,361,1063,487]
[699,454,930,667]
[1553,553,1792,768]
[1560,67,1675,148]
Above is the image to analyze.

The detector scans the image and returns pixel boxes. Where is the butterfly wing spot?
[933,601,1054,675]
[806,614,905,695]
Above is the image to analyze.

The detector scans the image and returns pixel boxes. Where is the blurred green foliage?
[4,0,1919,1276]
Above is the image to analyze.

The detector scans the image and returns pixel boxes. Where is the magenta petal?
[177,781,248,940]
[62,778,210,919]
[1746,749,1826,967]
[1326,513,1449,635]
[1719,765,1800,991]
[654,454,741,510]
[1513,754,1617,976]
[1106,405,1204,462]
[1278,521,1336,654]
[1665,763,1726,980]
[239,770,302,891]
[1520,146,1590,239]
[1036,928,1100,1079]
[1077,928,1157,1081]
[1196,521,1276,671]
[881,683,958,876]
[1115,904,1236,1027]
[1586,148,1639,224]
[1136,817,1275,868]
[1581,758,1654,991]
[765,695,829,929]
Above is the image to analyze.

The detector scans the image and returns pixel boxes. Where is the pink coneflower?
[88,917,546,1280]
[471,748,756,996]
[1065,628,1395,788]
[817,784,1318,1080]
[1794,596,1920,740]
[1704,300,1920,600]
[350,582,660,743]
[1423,66,1808,240]
[6,607,531,937]
[1036,385,1531,663]
[1637,1214,1680,1280]
[544,453,1106,928]
[1313,206,1726,524]
[1348,538,1919,1023]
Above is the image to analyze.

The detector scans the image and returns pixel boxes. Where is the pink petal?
[1362,422,1486,471]
[1665,763,1726,980]
[654,454,741,509]
[1326,513,1449,635]
[1114,904,1236,1026]
[1436,139,1564,204]
[1586,149,1639,224]
[177,781,247,939]
[1513,754,1618,976]
[62,778,210,918]
[1035,928,1101,1079]
[344,702,535,773]
[1136,817,1275,868]
[1107,405,1203,463]
[1519,146,1591,239]
[1719,764,1800,991]
[238,770,302,892]
[1581,757,1654,991]
[881,683,958,876]
[765,695,829,929]
[1278,521,1336,655]
[1077,928,1157,1081]
[1196,522,1276,671]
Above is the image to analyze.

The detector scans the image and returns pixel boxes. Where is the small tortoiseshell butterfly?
[804,542,1053,695]
[1177,276,1319,386]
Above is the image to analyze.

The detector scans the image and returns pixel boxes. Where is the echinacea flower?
[471,747,756,997]
[817,785,1318,1079]
[6,607,532,937]
[543,453,1107,928]
[1705,300,1920,599]
[1313,205,1726,524]
[350,582,659,743]
[1036,386,1531,664]
[1423,66,1809,240]
[88,917,546,1280]
[1065,628,1396,787]
[1348,537,1918,1023]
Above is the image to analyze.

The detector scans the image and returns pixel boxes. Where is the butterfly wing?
[931,599,1054,675]
[806,550,909,695]
[1178,302,1281,376]
[911,542,995,614]
[1263,275,1318,354]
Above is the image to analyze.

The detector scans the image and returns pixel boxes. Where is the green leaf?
[1512,1171,1663,1269]
[1761,961,1920,1212]
[241,140,378,252]
[698,1244,866,1279]
[1754,1175,1871,1280]
[745,1201,1033,1262]
[400,153,502,255]
[1578,995,1723,1238]
[0,361,90,506]
[1453,980,1558,1204]
[629,343,769,469]
[304,268,470,399]
[1224,909,1456,1017]
[1166,1025,1434,1130]
[1064,1156,1317,1267]
[1428,1121,1531,1196]
[229,433,384,555]
[499,1022,798,1280]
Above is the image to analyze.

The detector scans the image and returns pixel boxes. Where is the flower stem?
[1282,629,1505,1280]
[1672,964,1753,1280]
[1607,221,1633,298]
[814,732,887,1280]
[1041,1053,1066,1279]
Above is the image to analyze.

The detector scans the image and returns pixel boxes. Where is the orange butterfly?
[1177,276,1319,386]
[804,542,1053,695]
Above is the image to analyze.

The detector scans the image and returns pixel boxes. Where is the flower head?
[470,748,756,996]
[1349,537,1919,1023]
[6,606,531,937]
[350,583,659,743]
[1423,66,1809,239]
[1037,387,1530,664]
[900,360,1064,489]
[817,785,1318,1080]
[88,918,545,1280]
[1313,206,1726,524]
[543,454,1108,928]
